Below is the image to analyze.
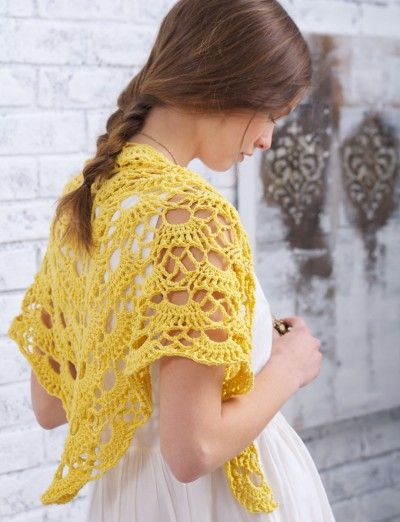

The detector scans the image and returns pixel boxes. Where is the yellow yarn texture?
[7,143,279,513]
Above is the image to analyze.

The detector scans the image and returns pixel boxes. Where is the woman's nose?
[254,133,272,151]
[256,140,270,151]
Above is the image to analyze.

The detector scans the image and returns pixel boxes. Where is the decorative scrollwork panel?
[340,113,399,230]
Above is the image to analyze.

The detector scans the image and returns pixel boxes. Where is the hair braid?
[55,85,156,256]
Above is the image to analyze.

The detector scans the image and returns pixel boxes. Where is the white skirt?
[85,409,336,521]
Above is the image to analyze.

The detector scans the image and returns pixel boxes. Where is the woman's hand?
[270,316,322,389]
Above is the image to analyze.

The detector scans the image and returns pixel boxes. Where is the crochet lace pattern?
[7,143,280,514]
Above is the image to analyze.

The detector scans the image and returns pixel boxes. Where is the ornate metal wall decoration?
[340,113,398,229]
[340,113,399,275]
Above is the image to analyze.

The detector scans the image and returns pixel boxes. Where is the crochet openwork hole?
[166,289,188,306]
[48,356,60,374]
[249,471,263,487]
[111,209,121,222]
[165,207,191,224]
[76,258,83,277]
[100,423,112,445]
[102,367,116,391]
[120,193,140,209]
[105,309,116,333]
[207,249,228,271]
[110,248,121,272]
[60,310,68,328]
[205,327,229,343]
[61,464,69,479]
[68,360,77,380]
[41,308,52,329]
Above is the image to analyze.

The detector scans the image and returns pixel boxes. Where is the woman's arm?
[30,370,68,429]
[202,353,300,476]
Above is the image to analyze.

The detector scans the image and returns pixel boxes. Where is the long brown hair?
[54,0,312,256]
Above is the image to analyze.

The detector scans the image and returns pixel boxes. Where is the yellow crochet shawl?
[7,143,279,514]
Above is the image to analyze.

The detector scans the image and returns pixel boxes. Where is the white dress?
[85,273,336,521]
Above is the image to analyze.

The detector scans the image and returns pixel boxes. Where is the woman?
[8,0,336,520]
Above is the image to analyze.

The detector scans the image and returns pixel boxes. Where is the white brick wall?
[299,409,400,521]
[1,0,399,520]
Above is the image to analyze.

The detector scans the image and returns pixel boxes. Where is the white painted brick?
[0,200,54,242]
[360,3,400,38]
[44,495,90,522]
[375,221,400,294]
[0,338,31,384]
[347,66,391,107]
[0,242,37,290]
[38,153,87,197]
[362,416,400,459]
[390,452,400,488]
[38,66,132,109]
[293,359,336,429]
[6,0,35,17]
[86,22,156,66]
[9,509,45,522]
[37,0,126,21]
[86,108,116,152]
[330,496,364,522]
[323,453,395,502]
[0,156,38,200]
[0,19,88,65]
[297,0,362,36]
[0,380,34,427]
[0,66,36,107]
[42,423,68,462]
[255,242,298,306]
[280,393,303,424]
[36,241,50,266]
[255,200,288,244]
[0,0,6,16]
[2,291,24,334]
[129,0,177,25]
[331,227,400,418]
[338,106,371,142]
[0,111,86,154]
[0,465,66,517]
[304,421,363,469]
[358,486,400,521]
[0,426,44,474]
[334,36,400,108]
[385,57,400,106]
[348,35,399,65]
